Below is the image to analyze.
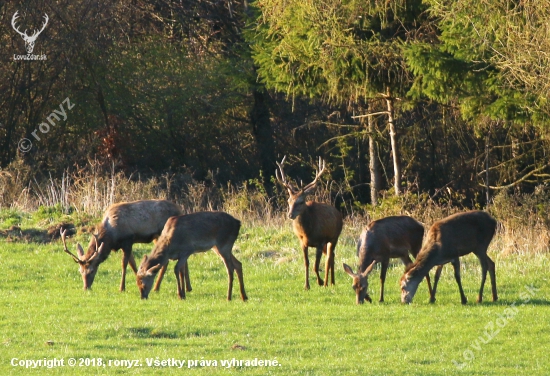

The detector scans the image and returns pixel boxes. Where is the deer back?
[407,211,497,278]
[292,201,342,247]
[84,200,183,259]
[423,210,496,261]
[148,211,241,262]
[357,215,424,272]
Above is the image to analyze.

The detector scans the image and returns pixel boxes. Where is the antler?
[11,11,27,38]
[87,233,104,262]
[275,156,297,194]
[302,157,326,193]
[60,228,83,264]
[32,14,49,39]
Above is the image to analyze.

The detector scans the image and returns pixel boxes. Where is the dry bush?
[1,159,549,256]
[490,190,550,255]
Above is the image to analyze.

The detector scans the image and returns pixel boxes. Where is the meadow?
[0,205,548,375]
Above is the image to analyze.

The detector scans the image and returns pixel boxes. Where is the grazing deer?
[343,215,433,304]
[136,211,247,301]
[61,199,190,292]
[276,156,343,290]
[400,210,497,304]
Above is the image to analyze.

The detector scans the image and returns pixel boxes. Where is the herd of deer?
[61,157,498,305]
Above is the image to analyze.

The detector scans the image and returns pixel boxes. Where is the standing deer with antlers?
[61,200,190,292]
[11,11,49,54]
[276,156,343,290]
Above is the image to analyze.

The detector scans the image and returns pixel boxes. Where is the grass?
[0,213,549,375]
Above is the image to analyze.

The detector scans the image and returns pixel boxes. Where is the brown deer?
[276,156,343,290]
[400,210,497,304]
[343,215,433,304]
[136,211,247,301]
[61,199,190,292]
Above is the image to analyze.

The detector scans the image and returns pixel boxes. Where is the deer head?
[343,261,376,304]
[136,255,163,299]
[61,229,104,289]
[400,272,420,304]
[12,11,49,54]
[276,156,326,219]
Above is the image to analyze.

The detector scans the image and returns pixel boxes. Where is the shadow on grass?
[487,298,550,306]
[126,327,221,340]
[127,327,178,339]
[431,298,550,306]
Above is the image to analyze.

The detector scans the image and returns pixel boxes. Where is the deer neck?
[292,203,315,233]
[358,249,375,274]
[407,252,437,283]
[86,233,112,263]
[149,239,173,266]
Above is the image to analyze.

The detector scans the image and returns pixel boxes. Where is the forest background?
[1,0,550,219]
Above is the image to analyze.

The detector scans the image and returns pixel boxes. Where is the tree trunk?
[485,133,490,207]
[250,89,276,195]
[385,87,402,195]
[368,114,381,205]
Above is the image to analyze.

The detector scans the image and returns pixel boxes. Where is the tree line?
[1,0,549,208]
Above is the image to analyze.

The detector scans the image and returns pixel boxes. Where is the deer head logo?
[11,11,49,54]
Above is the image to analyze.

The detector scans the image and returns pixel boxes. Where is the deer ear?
[76,243,85,258]
[361,260,376,277]
[342,263,356,278]
[146,263,162,276]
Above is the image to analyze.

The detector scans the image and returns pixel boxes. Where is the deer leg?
[450,258,468,304]
[232,255,248,301]
[401,255,413,266]
[379,259,389,302]
[153,263,167,292]
[424,273,434,300]
[174,259,187,299]
[302,246,311,290]
[487,256,497,302]
[178,265,186,296]
[322,244,333,287]
[184,261,192,292]
[218,251,235,301]
[476,255,488,303]
[476,253,494,303]
[120,247,133,292]
[128,252,138,274]
[314,246,324,286]
[431,265,444,303]
[328,242,336,286]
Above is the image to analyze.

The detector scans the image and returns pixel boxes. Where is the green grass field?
[0,218,548,375]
